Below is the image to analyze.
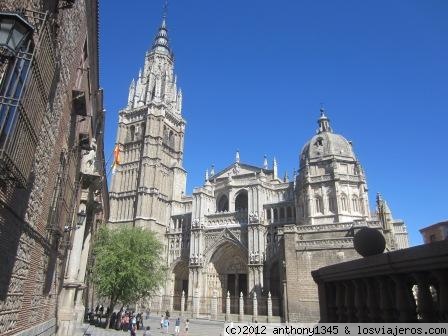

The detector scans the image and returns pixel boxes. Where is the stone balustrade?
[205,211,248,226]
[312,240,448,322]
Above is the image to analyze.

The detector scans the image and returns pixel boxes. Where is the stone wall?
[283,225,360,322]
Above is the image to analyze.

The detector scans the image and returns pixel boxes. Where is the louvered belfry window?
[0,9,56,188]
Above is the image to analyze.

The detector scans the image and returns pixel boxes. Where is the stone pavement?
[79,316,224,336]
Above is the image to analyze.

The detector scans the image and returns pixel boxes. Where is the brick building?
[0,1,107,335]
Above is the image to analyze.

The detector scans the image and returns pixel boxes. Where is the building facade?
[420,221,448,244]
[0,1,107,335]
[109,17,408,322]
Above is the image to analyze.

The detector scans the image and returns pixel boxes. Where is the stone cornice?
[297,237,354,251]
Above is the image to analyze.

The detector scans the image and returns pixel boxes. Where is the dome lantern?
[317,107,332,134]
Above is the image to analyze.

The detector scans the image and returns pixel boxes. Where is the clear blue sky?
[99,0,448,246]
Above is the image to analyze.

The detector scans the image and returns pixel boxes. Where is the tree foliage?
[92,226,165,316]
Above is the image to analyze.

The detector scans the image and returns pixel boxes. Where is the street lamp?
[64,210,86,232]
[0,12,34,59]
[76,209,87,228]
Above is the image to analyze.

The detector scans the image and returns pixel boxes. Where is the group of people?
[86,304,110,325]
[86,305,191,335]
[109,309,147,331]
[160,314,189,335]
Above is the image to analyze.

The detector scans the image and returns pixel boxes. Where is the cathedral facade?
[108,17,409,322]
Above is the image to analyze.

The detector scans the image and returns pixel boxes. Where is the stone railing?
[334,173,361,182]
[268,218,295,225]
[310,175,332,183]
[312,240,448,322]
[205,211,248,226]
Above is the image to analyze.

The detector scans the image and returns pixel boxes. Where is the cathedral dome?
[300,109,356,167]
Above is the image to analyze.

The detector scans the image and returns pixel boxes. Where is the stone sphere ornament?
[353,227,386,257]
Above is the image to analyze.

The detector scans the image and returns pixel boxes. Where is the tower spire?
[273,157,278,179]
[263,155,268,169]
[151,0,172,56]
[163,0,168,20]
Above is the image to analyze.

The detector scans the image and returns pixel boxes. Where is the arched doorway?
[172,261,189,311]
[269,262,281,297]
[207,241,247,313]
[266,261,282,316]
[217,194,229,212]
[235,190,248,211]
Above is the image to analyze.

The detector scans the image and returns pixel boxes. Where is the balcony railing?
[312,240,448,322]
[205,210,248,226]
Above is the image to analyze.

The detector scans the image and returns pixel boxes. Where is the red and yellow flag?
[111,144,120,174]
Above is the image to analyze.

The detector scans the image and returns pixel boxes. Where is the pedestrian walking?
[160,315,164,329]
[174,317,181,335]
[185,319,189,335]
[138,312,143,329]
[163,316,169,334]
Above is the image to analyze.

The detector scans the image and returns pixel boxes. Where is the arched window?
[359,198,364,214]
[235,190,248,211]
[163,126,168,143]
[217,195,229,212]
[161,73,166,98]
[280,208,285,219]
[286,207,292,219]
[341,194,348,212]
[151,82,156,100]
[352,196,359,212]
[315,197,323,214]
[168,130,174,147]
[266,209,271,220]
[130,125,135,141]
[298,197,304,218]
[328,196,336,213]
[273,208,278,221]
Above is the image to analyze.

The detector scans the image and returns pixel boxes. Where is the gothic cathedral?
[108,17,409,322]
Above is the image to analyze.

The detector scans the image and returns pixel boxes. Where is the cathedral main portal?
[172,261,189,311]
[207,241,248,313]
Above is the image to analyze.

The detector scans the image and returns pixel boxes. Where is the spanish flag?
[111,144,120,174]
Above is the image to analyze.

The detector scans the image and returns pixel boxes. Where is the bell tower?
[109,15,187,234]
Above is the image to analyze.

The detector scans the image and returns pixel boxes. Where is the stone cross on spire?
[163,0,168,20]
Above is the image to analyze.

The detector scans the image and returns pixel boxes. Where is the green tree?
[92,226,165,328]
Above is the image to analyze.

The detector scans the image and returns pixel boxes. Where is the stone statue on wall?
[81,138,98,175]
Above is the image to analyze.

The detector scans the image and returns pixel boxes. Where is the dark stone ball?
[353,227,386,257]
